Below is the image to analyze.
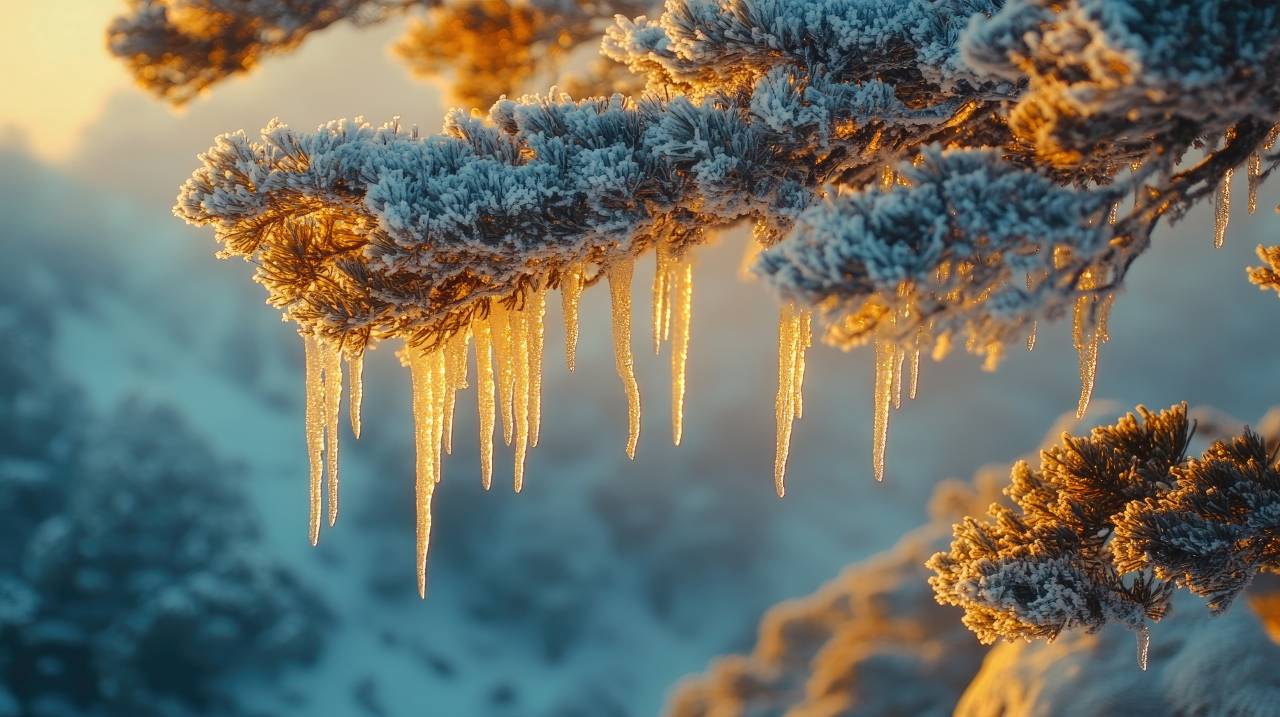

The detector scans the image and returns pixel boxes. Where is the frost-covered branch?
[174,0,1280,590]
[928,404,1280,658]
[108,0,647,105]
[108,0,414,105]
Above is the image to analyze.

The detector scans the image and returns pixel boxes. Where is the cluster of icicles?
[301,250,696,597]
[296,137,1274,596]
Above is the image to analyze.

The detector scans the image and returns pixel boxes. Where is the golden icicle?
[561,265,583,371]
[1073,294,1100,419]
[491,304,515,446]
[441,330,468,456]
[512,303,531,492]
[303,334,324,546]
[1137,624,1151,672]
[408,347,437,599]
[872,334,896,483]
[671,259,693,446]
[322,340,343,527]
[529,290,546,448]
[1027,321,1038,352]
[792,309,810,421]
[473,318,496,490]
[1214,168,1232,249]
[1247,153,1262,215]
[652,246,671,355]
[909,325,923,401]
[608,258,642,459]
[774,303,799,497]
[431,349,448,485]
[891,343,905,411]
[348,348,364,440]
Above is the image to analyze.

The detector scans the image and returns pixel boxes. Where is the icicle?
[908,326,922,401]
[348,348,364,440]
[474,317,496,490]
[491,303,515,446]
[561,265,584,372]
[891,343,905,411]
[1137,624,1151,671]
[1248,153,1262,215]
[652,245,671,355]
[529,289,545,448]
[872,335,895,483]
[442,330,469,456]
[1214,168,1232,248]
[1027,321,1038,352]
[671,258,693,446]
[608,258,642,459]
[303,335,324,546]
[322,340,343,527]
[1072,275,1111,420]
[774,303,800,497]
[792,309,810,421]
[512,302,531,492]
[1108,202,1119,225]
[431,348,447,486]
[408,346,437,599]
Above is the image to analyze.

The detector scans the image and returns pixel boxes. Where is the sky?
[0,1,444,177]
[1,4,128,161]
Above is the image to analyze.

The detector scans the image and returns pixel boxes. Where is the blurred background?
[2,4,1278,716]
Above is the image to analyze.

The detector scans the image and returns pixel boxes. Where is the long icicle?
[303,335,324,546]
[872,334,896,483]
[608,258,642,458]
[474,317,496,490]
[1248,153,1262,215]
[491,303,515,447]
[409,346,437,599]
[432,348,448,486]
[529,289,546,448]
[441,331,463,456]
[774,303,799,497]
[322,340,343,527]
[1214,168,1232,248]
[1072,287,1110,419]
[671,258,693,446]
[791,309,810,421]
[652,245,671,355]
[891,343,905,411]
[909,325,922,400]
[348,348,364,440]
[512,302,531,492]
[561,265,583,371]
[1137,624,1151,672]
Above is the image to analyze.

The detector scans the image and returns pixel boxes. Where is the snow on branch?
[928,404,1280,664]
[173,0,1280,590]
[108,0,414,105]
[108,0,650,106]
